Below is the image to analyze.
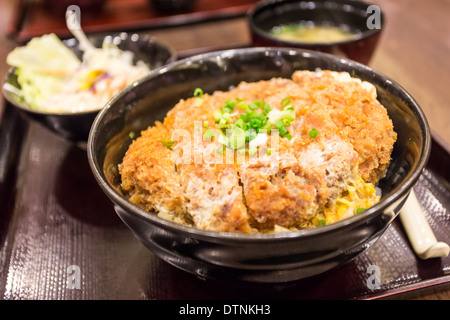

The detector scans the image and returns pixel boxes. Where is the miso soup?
[270,22,361,43]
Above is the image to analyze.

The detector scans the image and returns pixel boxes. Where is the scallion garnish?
[213,111,222,123]
[216,145,226,154]
[248,147,258,155]
[227,127,246,149]
[203,129,215,140]
[237,100,247,109]
[162,139,175,147]
[211,96,296,147]
[309,128,319,138]
[245,129,257,142]
[356,207,366,213]
[193,88,203,98]
[237,149,247,155]
[281,97,291,108]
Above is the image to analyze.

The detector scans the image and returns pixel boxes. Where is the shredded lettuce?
[6,33,149,113]
[7,33,80,76]
[13,67,66,110]
[6,33,81,110]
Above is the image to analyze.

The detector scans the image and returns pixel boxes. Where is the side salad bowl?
[3,32,176,142]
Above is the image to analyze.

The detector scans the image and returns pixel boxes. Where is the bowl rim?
[87,47,431,243]
[2,32,177,117]
[248,0,385,47]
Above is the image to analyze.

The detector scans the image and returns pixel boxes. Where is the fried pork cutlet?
[119,122,186,224]
[119,70,397,233]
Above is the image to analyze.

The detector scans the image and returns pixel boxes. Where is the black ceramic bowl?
[248,0,385,65]
[2,32,176,142]
[87,47,430,283]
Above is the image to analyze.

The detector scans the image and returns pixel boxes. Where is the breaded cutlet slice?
[166,94,254,232]
[292,70,397,183]
[119,122,187,223]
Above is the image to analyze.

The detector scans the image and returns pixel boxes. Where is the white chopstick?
[399,190,449,259]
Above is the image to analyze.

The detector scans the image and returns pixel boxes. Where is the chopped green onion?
[250,118,262,129]
[213,111,222,123]
[224,99,236,109]
[234,117,246,130]
[222,106,233,114]
[267,148,273,155]
[129,131,135,139]
[309,128,319,138]
[218,118,230,129]
[245,129,257,142]
[227,127,246,149]
[203,121,209,128]
[216,145,226,154]
[279,125,289,137]
[237,149,247,156]
[162,139,175,147]
[356,207,366,213]
[274,119,284,129]
[203,129,215,140]
[211,97,297,145]
[261,122,272,131]
[318,219,327,226]
[245,107,254,115]
[221,99,236,115]
[254,100,268,109]
[281,109,295,122]
[237,101,247,109]
[222,113,232,123]
[281,97,291,108]
[193,88,203,98]
[249,103,258,110]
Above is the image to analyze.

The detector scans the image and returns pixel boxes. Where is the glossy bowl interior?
[248,0,385,65]
[88,48,430,283]
[2,32,177,142]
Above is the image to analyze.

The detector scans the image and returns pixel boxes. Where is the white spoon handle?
[65,7,96,53]
[399,190,449,259]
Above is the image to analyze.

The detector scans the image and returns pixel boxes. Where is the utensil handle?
[399,190,449,259]
[65,7,95,52]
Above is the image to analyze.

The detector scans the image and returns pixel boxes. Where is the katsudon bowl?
[87,47,430,283]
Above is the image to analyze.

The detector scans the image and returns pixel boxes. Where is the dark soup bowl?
[248,0,385,65]
[87,47,430,283]
[3,32,176,142]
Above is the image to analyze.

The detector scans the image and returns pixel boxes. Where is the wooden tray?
[6,0,260,43]
[0,94,449,300]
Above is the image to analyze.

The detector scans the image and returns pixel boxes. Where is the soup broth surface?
[270,22,361,43]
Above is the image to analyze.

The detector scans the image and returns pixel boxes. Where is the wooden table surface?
[0,0,449,300]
